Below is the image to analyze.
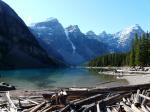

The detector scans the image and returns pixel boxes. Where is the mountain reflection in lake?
[0,68,126,89]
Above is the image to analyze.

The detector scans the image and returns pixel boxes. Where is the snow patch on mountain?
[65,30,76,54]
[114,24,144,47]
[67,25,80,33]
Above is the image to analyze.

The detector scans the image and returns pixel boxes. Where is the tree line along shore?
[88,33,150,67]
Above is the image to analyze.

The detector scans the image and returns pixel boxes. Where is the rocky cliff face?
[0,1,61,69]
[31,17,145,66]
[31,19,108,66]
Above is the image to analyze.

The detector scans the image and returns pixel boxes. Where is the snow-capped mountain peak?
[99,31,108,37]
[116,24,143,37]
[30,16,147,65]
[114,24,144,50]
[86,31,96,36]
[31,18,59,29]
[130,24,142,30]
[66,25,81,33]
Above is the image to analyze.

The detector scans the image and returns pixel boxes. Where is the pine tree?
[88,32,150,67]
[139,34,147,66]
[134,34,140,66]
[129,45,135,66]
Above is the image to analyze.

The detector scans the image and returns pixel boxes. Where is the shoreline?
[2,82,150,112]
[94,66,150,85]
[6,80,129,99]
[2,66,150,97]
[6,80,129,98]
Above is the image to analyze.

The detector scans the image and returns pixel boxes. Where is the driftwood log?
[90,83,150,92]
[81,92,132,112]
[1,83,150,112]
[6,92,17,112]
[73,94,104,106]
[30,102,46,112]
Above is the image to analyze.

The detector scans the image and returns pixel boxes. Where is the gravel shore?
[122,73,150,85]
[97,67,150,85]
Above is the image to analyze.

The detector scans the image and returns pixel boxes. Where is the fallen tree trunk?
[42,105,64,112]
[30,102,46,112]
[6,92,17,112]
[59,104,70,112]
[73,94,104,106]
[20,104,37,110]
[66,90,104,101]
[60,94,104,112]
[90,83,150,92]
[82,92,132,111]
[140,94,150,101]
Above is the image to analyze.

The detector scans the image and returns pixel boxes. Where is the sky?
[3,0,150,34]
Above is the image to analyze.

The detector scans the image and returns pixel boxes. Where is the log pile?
[0,83,150,112]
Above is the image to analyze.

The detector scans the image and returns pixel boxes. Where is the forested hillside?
[88,33,150,67]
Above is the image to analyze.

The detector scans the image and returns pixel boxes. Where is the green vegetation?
[88,33,150,67]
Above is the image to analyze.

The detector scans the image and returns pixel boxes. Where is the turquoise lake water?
[0,68,123,89]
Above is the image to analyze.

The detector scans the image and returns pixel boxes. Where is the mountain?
[0,1,61,69]
[97,31,118,52]
[0,1,145,68]
[114,24,144,51]
[66,25,108,65]
[31,19,108,65]
[30,17,145,66]
[97,24,144,52]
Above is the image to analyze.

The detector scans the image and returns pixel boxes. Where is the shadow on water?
[0,68,127,89]
[0,68,57,89]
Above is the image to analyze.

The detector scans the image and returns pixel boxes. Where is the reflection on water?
[0,68,125,89]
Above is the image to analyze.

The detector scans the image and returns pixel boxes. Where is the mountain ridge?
[0,1,63,69]
[30,18,145,65]
[31,18,108,65]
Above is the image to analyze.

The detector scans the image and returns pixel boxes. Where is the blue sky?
[3,0,150,34]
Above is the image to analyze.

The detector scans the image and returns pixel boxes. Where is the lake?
[0,68,127,89]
